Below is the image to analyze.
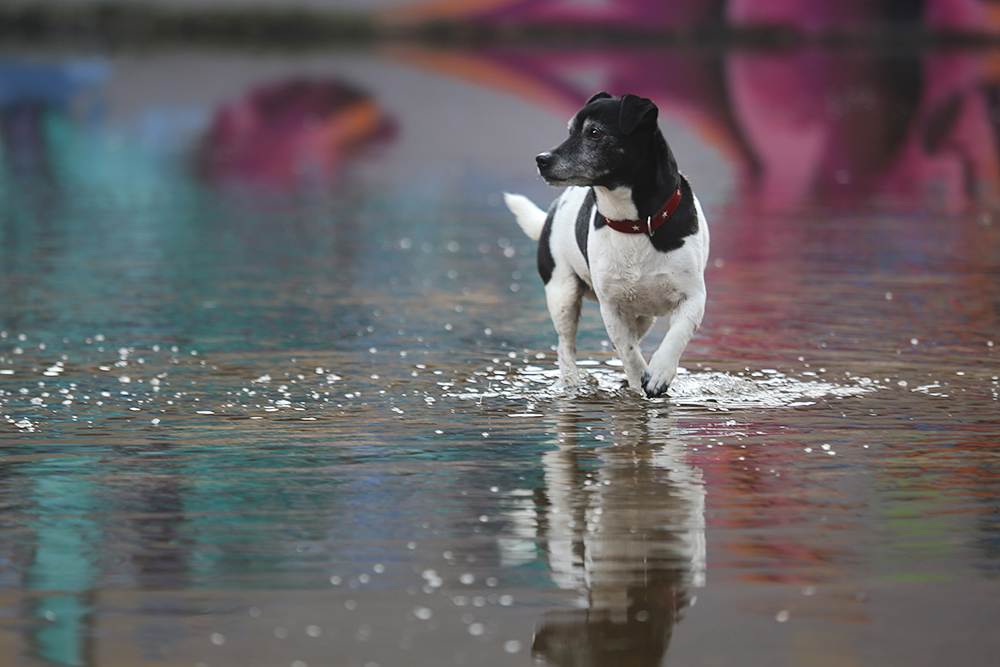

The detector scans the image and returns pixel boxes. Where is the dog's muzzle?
[535,151,567,184]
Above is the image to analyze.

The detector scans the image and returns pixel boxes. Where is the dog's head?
[536,92,672,189]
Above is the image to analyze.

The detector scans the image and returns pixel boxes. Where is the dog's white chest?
[589,230,692,316]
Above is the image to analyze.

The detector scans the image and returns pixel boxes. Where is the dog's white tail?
[503,193,547,242]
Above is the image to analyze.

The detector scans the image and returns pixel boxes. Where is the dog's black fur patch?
[537,199,558,284]
[657,175,699,253]
[574,188,595,266]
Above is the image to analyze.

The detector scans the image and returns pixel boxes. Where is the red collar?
[600,188,683,236]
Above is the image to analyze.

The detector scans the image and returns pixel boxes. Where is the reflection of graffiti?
[385,1,1000,210]
[728,50,1000,211]
[504,403,705,666]
[403,45,1000,211]
[201,79,395,189]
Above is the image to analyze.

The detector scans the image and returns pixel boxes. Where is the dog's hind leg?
[545,274,589,387]
[642,290,706,397]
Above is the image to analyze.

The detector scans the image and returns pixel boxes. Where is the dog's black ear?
[585,91,614,105]
[619,94,658,135]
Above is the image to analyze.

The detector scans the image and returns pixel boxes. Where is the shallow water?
[1,47,998,666]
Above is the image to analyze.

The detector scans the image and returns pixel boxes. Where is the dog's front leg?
[642,291,706,397]
[599,304,648,394]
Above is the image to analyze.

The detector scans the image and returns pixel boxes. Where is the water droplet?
[413,606,433,620]
[210,633,225,645]
[775,610,790,622]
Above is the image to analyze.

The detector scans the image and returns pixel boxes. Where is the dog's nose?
[535,152,552,170]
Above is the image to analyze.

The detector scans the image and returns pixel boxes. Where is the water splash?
[444,361,878,409]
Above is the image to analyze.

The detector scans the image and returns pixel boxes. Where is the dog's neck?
[593,131,680,222]
[593,179,680,223]
[593,185,640,221]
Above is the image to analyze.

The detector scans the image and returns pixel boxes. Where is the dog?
[504,92,709,397]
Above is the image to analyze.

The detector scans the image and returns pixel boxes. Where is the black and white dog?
[505,92,709,398]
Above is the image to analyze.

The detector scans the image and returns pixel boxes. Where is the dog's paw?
[641,368,674,398]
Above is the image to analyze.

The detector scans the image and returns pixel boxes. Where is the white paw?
[641,365,676,398]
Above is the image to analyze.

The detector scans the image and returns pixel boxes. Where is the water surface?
[1,47,998,666]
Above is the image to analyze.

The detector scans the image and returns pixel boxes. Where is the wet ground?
[1,46,998,666]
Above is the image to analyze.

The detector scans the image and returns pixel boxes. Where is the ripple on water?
[444,361,878,410]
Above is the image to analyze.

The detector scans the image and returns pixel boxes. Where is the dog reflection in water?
[502,406,705,665]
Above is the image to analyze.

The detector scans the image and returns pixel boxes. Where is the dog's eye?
[588,128,603,139]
